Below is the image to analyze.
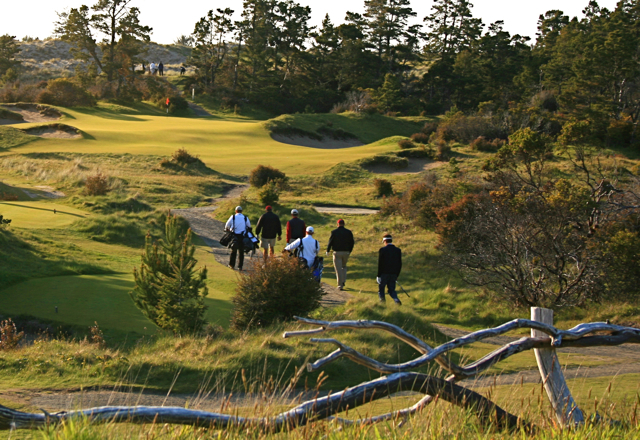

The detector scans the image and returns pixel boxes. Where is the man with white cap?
[284,226,319,269]
[286,208,306,244]
[377,234,402,305]
[225,206,251,270]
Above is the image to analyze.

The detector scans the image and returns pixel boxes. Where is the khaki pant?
[332,251,350,288]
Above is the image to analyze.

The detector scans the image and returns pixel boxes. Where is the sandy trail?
[171,185,352,307]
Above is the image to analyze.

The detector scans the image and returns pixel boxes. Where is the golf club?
[396,281,410,298]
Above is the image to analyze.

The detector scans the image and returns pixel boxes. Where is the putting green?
[1,107,401,175]
[0,273,234,334]
[0,201,89,229]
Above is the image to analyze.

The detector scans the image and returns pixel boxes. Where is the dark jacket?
[378,244,402,277]
[255,211,282,239]
[286,217,306,242]
[327,226,355,252]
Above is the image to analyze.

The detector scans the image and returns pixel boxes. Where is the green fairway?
[0,201,89,228]
[0,105,415,175]
[0,271,234,334]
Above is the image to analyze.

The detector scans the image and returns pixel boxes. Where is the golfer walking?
[326,219,354,290]
[377,234,402,305]
[225,206,250,270]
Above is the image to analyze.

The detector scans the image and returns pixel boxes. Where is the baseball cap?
[265,205,272,211]
[291,209,299,215]
[337,219,344,225]
[306,226,314,233]
[235,206,243,212]
[382,234,392,242]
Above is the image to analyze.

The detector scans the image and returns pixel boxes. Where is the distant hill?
[17,39,191,81]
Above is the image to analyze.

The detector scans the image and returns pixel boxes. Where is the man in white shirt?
[225,206,251,270]
[284,226,319,269]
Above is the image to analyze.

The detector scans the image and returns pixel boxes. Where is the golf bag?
[243,230,259,256]
[311,256,324,283]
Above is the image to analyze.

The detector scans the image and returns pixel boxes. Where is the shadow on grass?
[72,106,146,122]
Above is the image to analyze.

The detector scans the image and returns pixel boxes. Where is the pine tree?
[130,215,208,334]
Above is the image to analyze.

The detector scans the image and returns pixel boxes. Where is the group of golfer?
[225,205,403,305]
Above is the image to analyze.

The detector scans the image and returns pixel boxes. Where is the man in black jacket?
[255,205,282,262]
[286,209,306,244]
[327,219,354,290]
[377,234,402,305]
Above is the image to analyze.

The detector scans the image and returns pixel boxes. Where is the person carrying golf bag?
[377,234,402,305]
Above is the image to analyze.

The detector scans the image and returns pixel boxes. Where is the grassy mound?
[0,126,37,150]
[264,113,425,144]
[0,107,24,121]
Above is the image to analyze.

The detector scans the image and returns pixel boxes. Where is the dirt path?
[188,102,212,117]
[171,186,352,306]
[433,324,640,387]
[314,206,379,215]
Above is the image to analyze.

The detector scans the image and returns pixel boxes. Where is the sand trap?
[23,186,66,199]
[1,104,61,123]
[272,133,363,149]
[23,124,82,139]
[365,158,443,175]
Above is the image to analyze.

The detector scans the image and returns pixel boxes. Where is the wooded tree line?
[183,0,640,123]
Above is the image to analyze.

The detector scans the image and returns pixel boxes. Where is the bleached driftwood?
[531,308,584,426]
[1,313,638,432]
[0,373,524,431]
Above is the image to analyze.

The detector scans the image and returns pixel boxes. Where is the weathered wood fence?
[0,307,638,431]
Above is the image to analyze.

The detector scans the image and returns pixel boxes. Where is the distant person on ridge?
[255,205,282,263]
[284,226,319,269]
[158,62,164,76]
[326,219,354,291]
[150,62,156,75]
[286,209,305,244]
[377,234,402,305]
[225,206,250,271]
[180,66,186,76]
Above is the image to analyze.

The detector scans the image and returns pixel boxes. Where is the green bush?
[258,180,280,205]
[410,132,430,144]
[361,154,408,169]
[373,178,393,197]
[232,257,323,329]
[398,139,416,149]
[37,78,94,107]
[168,96,189,114]
[470,136,505,152]
[249,165,287,188]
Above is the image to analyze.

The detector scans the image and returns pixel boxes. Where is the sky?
[1,0,621,45]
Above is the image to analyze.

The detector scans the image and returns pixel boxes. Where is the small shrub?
[89,321,105,346]
[607,118,634,147]
[168,96,189,114]
[232,257,323,329]
[436,140,451,161]
[0,318,24,350]
[249,165,287,188]
[361,154,409,169]
[0,214,11,228]
[0,192,18,201]
[84,173,109,196]
[470,136,505,152]
[531,90,559,112]
[398,139,415,149]
[202,323,224,340]
[258,180,279,205]
[410,132,430,144]
[38,78,94,107]
[171,148,199,165]
[421,121,439,136]
[374,178,393,197]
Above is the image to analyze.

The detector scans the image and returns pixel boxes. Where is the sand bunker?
[365,158,443,175]
[23,124,82,139]
[0,104,61,124]
[272,133,363,149]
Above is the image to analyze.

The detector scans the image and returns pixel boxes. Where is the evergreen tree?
[0,35,21,83]
[191,8,236,89]
[130,215,208,334]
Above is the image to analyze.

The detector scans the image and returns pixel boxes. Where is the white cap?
[306,226,314,233]
[235,206,243,211]
[291,209,299,215]
[382,234,392,242]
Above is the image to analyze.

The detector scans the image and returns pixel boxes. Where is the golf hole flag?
[166,98,170,106]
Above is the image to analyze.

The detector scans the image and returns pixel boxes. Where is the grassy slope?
[0,201,89,228]
[0,126,37,150]
[0,105,417,175]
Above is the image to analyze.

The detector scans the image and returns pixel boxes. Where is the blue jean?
[378,274,398,301]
